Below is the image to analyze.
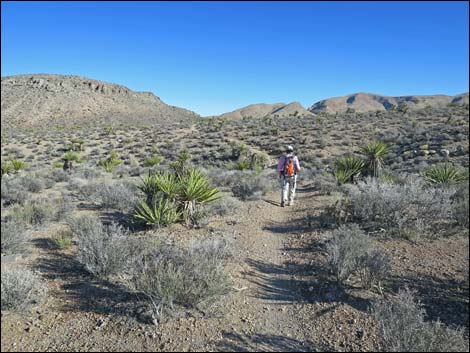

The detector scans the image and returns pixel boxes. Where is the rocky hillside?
[308,92,469,114]
[217,102,314,119]
[1,74,199,128]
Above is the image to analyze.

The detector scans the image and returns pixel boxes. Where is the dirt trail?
[212,182,317,351]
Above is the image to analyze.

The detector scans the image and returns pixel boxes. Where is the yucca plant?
[423,163,469,185]
[1,160,13,175]
[70,138,85,151]
[179,168,221,217]
[63,151,80,162]
[333,155,365,184]
[170,150,191,177]
[134,198,181,227]
[234,158,250,171]
[98,151,122,173]
[10,159,28,173]
[333,168,355,185]
[361,141,389,178]
[144,155,163,167]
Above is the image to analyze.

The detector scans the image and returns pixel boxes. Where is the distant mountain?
[308,92,469,114]
[217,102,313,119]
[1,74,199,128]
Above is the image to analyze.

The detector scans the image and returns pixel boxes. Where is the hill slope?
[308,92,469,113]
[1,74,199,128]
[218,102,314,119]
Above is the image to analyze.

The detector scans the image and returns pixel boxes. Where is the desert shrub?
[74,164,103,179]
[69,215,138,278]
[207,195,242,216]
[452,182,469,228]
[207,169,240,188]
[51,229,73,250]
[55,193,75,221]
[372,288,469,352]
[19,174,46,193]
[49,168,71,182]
[231,171,276,201]
[1,176,29,206]
[326,224,372,283]
[1,220,28,255]
[97,181,139,211]
[347,177,455,238]
[69,178,102,203]
[1,269,48,312]
[130,236,233,315]
[313,172,339,195]
[358,249,391,290]
[8,198,57,227]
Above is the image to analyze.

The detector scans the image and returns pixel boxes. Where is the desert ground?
[1,102,469,352]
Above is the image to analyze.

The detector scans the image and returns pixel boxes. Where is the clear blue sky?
[2,1,469,116]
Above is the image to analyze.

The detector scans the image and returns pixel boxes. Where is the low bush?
[1,269,48,312]
[51,229,73,250]
[452,182,469,228]
[372,288,469,352]
[130,236,233,316]
[231,171,277,201]
[1,176,29,206]
[207,195,243,216]
[1,220,28,255]
[97,181,139,211]
[347,177,455,238]
[69,215,139,278]
[326,224,390,288]
[8,198,58,227]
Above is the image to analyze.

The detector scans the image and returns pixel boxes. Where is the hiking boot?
[281,201,285,207]
[288,200,294,206]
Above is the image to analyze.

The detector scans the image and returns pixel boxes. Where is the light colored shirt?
[277,153,301,173]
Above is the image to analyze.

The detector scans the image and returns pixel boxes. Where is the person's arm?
[294,156,301,172]
[277,156,285,178]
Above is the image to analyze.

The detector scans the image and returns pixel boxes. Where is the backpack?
[283,155,296,176]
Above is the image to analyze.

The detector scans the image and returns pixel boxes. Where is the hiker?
[277,145,300,207]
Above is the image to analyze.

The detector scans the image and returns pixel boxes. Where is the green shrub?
[423,163,468,186]
[10,159,28,173]
[63,151,80,162]
[144,155,163,167]
[134,198,181,227]
[52,229,73,250]
[333,155,365,184]
[1,160,13,175]
[361,141,389,178]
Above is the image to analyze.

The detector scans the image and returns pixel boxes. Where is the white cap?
[286,145,294,152]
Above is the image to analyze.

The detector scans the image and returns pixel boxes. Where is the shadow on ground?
[34,250,141,320]
[387,273,469,329]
